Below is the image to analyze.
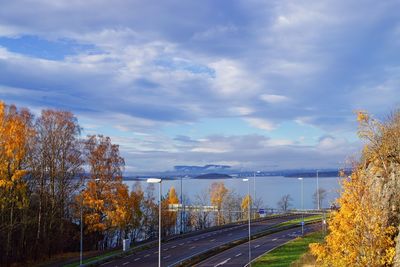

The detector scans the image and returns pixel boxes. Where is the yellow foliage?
[310,111,400,266]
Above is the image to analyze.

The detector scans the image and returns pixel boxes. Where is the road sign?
[259,209,265,214]
[301,221,305,226]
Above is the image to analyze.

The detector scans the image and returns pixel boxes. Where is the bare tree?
[313,188,327,209]
[277,194,293,211]
[192,189,211,230]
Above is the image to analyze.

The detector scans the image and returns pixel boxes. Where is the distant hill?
[174,164,231,173]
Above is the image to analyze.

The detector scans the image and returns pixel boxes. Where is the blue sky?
[0,0,399,172]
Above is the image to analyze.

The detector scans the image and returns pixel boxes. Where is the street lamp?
[298,177,304,236]
[253,171,260,219]
[80,178,99,266]
[316,170,320,210]
[243,178,251,266]
[147,178,162,267]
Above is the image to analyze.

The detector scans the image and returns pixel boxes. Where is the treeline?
[0,101,261,266]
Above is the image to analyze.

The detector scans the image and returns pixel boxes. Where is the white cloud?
[244,118,277,131]
[260,94,290,104]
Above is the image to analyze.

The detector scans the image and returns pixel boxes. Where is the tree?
[312,188,327,209]
[277,194,292,211]
[209,182,228,226]
[192,189,211,230]
[29,109,83,257]
[241,194,252,220]
[0,102,33,264]
[80,135,125,249]
[162,186,180,236]
[223,190,241,223]
[310,111,400,266]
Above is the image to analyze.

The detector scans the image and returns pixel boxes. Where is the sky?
[0,0,399,173]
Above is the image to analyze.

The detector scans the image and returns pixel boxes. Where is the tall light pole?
[253,171,260,219]
[298,177,304,236]
[180,176,183,234]
[243,178,251,266]
[316,170,320,210]
[147,178,162,267]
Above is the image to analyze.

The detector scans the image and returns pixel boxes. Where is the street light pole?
[298,177,304,236]
[243,178,251,266]
[253,171,260,220]
[316,170,320,210]
[180,176,183,234]
[147,178,162,267]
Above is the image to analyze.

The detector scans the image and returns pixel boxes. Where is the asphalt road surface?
[196,224,320,267]
[100,214,309,267]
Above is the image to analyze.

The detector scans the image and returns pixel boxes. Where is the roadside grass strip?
[252,231,324,267]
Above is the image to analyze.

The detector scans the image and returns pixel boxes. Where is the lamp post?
[180,176,183,234]
[253,171,260,220]
[298,177,304,236]
[316,170,320,210]
[80,178,99,266]
[243,178,251,266]
[147,178,162,267]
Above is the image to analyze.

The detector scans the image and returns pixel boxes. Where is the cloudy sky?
[1,0,399,172]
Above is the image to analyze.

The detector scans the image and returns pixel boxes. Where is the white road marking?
[179,242,184,245]
[215,257,231,266]
[134,258,140,261]
[235,253,242,257]
[171,245,176,248]
[190,246,196,249]
[254,245,260,248]
[272,238,278,241]
[210,239,216,242]
[154,251,158,254]
[123,262,129,266]
[163,248,168,251]
[144,254,150,257]
[194,238,199,241]
[163,255,171,259]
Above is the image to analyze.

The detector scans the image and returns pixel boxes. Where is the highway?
[100,214,309,267]
[196,224,319,267]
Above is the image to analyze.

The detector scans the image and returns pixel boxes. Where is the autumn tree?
[0,102,33,264]
[210,182,228,226]
[277,194,292,211]
[241,194,252,220]
[80,135,125,249]
[310,111,400,266]
[162,186,179,236]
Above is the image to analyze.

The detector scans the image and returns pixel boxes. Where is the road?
[100,214,309,267]
[196,224,320,267]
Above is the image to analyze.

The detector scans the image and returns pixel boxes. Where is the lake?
[124,176,342,210]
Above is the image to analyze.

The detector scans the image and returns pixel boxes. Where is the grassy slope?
[253,231,324,267]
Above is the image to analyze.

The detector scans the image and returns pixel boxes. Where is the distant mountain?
[174,164,231,173]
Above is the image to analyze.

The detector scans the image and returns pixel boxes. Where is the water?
[123,176,342,210]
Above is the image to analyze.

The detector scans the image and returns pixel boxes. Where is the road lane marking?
[134,258,140,261]
[179,242,184,245]
[210,239,216,242]
[235,253,242,257]
[215,257,231,266]
[254,245,260,248]
[154,251,158,254]
[189,246,196,249]
[123,262,129,266]
[171,245,176,248]
[144,254,150,257]
[163,248,168,251]
[163,255,171,259]
[272,238,278,241]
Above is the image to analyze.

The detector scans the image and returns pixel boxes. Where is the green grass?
[253,231,324,267]
[276,214,322,228]
[64,250,122,267]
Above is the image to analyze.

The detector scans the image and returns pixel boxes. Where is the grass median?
[252,231,325,267]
